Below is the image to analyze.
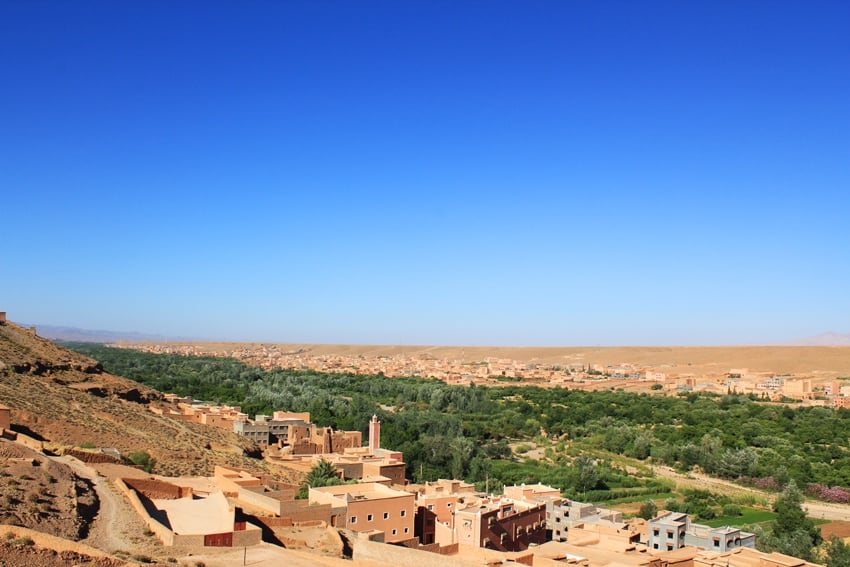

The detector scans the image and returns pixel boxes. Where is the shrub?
[128,451,156,473]
[722,503,742,517]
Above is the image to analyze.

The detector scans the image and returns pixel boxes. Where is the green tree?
[638,499,658,520]
[758,480,821,561]
[298,460,342,498]
[825,535,850,567]
[571,455,600,497]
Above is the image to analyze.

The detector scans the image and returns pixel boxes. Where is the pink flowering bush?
[805,483,850,503]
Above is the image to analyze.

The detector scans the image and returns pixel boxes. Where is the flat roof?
[152,492,233,535]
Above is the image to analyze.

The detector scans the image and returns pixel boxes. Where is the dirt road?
[51,455,131,552]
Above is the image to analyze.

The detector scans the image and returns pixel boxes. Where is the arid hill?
[0,321,290,479]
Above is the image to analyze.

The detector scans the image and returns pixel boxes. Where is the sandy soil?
[0,440,96,540]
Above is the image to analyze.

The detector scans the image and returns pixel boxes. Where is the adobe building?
[309,482,415,544]
[0,312,6,325]
[369,414,380,452]
[408,479,477,546]
[454,495,547,552]
[117,477,261,547]
[0,405,10,431]
[236,411,362,454]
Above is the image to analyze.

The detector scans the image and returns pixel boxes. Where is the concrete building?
[648,512,688,551]
[233,419,271,446]
[454,495,547,552]
[547,499,623,542]
[309,482,415,543]
[648,511,755,552]
[686,524,755,552]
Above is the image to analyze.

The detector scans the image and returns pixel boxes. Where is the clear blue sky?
[2,1,848,345]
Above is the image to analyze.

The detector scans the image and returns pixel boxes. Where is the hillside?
[0,320,290,479]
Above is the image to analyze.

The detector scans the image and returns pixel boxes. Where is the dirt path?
[652,465,850,521]
[51,455,132,552]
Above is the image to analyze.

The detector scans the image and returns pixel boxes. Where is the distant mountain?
[25,323,183,343]
[792,332,850,346]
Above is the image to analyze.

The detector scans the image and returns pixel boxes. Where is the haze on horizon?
[2,1,849,347]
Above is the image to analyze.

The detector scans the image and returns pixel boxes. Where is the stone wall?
[116,478,175,546]
[63,448,121,464]
[238,486,283,515]
[123,477,191,500]
[279,499,338,525]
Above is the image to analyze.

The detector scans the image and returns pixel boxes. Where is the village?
[0,395,828,567]
[122,342,850,407]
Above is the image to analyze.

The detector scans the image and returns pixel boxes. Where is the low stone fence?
[2,429,44,451]
[62,448,121,464]
[123,477,191,500]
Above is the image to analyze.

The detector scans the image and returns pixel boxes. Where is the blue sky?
[2,1,848,345]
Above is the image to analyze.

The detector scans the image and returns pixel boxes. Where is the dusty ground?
[0,440,97,540]
[822,521,850,539]
[0,540,124,567]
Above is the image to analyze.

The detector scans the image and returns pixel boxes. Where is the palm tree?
[298,460,341,498]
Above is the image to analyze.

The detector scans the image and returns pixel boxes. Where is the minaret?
[369,414,381,453]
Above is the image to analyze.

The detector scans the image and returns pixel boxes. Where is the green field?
[703,507,777,528]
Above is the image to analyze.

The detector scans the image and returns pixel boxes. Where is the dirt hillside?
[0,320,289,478]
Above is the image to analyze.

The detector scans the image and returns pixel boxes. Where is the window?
[383,512,389,520]
[447,503,452,508]
[367,514,373,522]
[400,510,406,517]
[653,529,659,536]
[404,527,409,534]
[392,529,397,535]
[428,505,434,511]
[351,517,357,524]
